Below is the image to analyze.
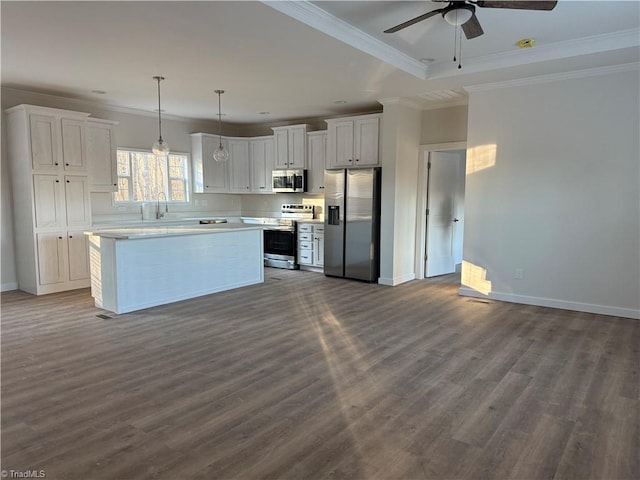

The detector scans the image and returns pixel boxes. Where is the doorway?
[414,142,467,279]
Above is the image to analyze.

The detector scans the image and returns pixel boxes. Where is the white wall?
[421,105,468,145]
[462,67,640,318]
[379,100,422,285]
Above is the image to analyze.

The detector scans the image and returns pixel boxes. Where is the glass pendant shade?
[213,143,229,162]
[152,137,170,157]
[213,89,228,162]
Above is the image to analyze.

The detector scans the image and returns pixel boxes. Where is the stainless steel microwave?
[272,169,307,193]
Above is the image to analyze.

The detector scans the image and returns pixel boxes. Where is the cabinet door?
[228,140,251,193]
[30,114,59,171]
[307,133,327,193]
[67,232,90,281]
[354,117,379,166]
[273,129,290,168]
[288,126,307,169]
[33,174,65,228]
[36,233,67,285]
[251,138,274,193]
[314,232,324,267]
[61,118,86,171]
[86,122,117,192]
[64,175,91,227]
[329,120,354,168]
[203,136,229,193]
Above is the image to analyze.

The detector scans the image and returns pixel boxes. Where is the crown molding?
[262,0,429,80]
[378,97,425,110]
[464,62,640,93]
[428,28,640,79]
[1,86,203,123]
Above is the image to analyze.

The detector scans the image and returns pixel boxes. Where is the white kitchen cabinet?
[6,104,92,295]
[33,174,65,228]
[228,138,251,193]
[64,175,91,227]
[272,125,308,169]
[326,113,380,169]
[297,223,324,271]
[86,119,118,192]
[307,131,327,193]
[67,231,90,281]
[60,118,87,171]
[36,232,89,286]
[250,136,274,193]
[29,114,59,171]
[191,133,229,193]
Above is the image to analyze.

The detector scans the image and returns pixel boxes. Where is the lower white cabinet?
[36,232,90,288]
[297,223,324,270]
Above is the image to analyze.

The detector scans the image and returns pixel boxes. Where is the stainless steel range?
[242,204,314,270]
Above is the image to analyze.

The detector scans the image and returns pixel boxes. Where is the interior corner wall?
[379,103,422,286]
[462,68,640,318]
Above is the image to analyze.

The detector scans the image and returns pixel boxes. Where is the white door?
[425,151,460,277]
[61,118,86,171]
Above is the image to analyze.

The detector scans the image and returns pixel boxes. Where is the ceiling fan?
[384,0,558,39]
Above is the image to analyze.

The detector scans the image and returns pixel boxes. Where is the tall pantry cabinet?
[6,105,93,295]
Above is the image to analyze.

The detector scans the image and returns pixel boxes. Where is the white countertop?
[86,223,262,239]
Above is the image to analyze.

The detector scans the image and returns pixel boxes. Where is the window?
[114,149,190,203]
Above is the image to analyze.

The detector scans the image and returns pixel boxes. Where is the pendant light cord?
[155,76,164,142]
[217,91,223,148]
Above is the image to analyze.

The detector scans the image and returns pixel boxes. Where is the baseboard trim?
[458,286,640,320]
[1,282,18,292]
[379,272,416,286]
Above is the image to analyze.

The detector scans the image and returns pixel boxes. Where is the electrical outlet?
[515,268,524,279]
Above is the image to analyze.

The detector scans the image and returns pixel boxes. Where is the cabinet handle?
[55,179,60,183]
[69,235,73,238]
[355,159,359,162]
[54,162,59,166]
[66,180,70,183]
[320,186,324,189]
[65,163,69,166]
[58,236,63,240]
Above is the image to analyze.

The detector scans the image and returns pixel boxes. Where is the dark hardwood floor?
[1,270,638,479]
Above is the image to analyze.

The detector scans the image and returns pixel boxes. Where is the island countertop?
[86,223,262,240]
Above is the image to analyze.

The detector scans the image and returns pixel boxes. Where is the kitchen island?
[86,224,263,314]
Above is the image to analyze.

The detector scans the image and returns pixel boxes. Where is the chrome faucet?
[156,192,168,219]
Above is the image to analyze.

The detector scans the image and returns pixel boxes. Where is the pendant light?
[213,89,229,162]
[152,76,169,157]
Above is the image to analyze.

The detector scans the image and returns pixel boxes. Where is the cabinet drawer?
[298,224,313,233]
[313,225,325,234]
[298,250,313,264]
[298,232,313,242]
[299,241,313,250]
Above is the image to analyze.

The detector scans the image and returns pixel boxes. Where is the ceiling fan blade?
[476,1,557,10]
[384,9,444,33]
[462,14,484,39]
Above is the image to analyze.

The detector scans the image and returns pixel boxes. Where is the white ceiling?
[1,1,638,125]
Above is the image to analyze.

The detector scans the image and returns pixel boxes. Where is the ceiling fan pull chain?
[453,22,458,62]
[458,27,463,69]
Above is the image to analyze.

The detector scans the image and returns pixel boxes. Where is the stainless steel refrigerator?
[324,168,381,282]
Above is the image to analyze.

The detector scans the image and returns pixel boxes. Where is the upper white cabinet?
[5,104,93,295]
[86,119,118,192]
[228,138,251,193]
[272,124,308,169]
[326,113,381,169]
[250,136,274,193]
[307,131,327,193]
[192,133,229,193]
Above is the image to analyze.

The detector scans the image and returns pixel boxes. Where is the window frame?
[113,148,192,205]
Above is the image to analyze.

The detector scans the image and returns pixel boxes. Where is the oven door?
[263,228,298,269]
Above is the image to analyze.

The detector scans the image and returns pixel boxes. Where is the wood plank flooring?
[1,270,638,479]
